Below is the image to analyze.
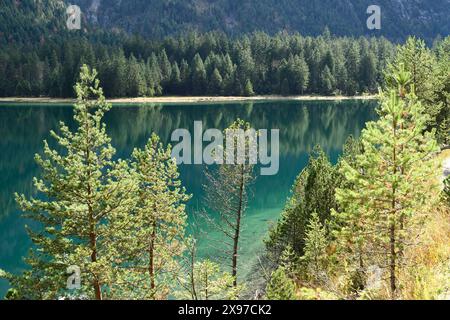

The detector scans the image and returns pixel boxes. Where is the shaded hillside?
[73,0,450,41]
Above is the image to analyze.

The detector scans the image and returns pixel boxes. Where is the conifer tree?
[345,42,360,94]
[179,59,190,94]
[236,46,255,87]
[191,53,207,95]
[334,79,440,298]
[431,37,450,145]
[113,51,128,97]
[204,119,257,288]
[384,37,448,140]
[8,65,139,300]
[291,54,309,94]
[170,62,182,94]
[148,53,163,96]
[266,147,339,259]
[301,212,328,283]
[112,134,191,299]
[385,37,434,100]
[176,259,242,300]
[243,79,254,96]
[265,267,296,300]
[359,51,377,92]
[158,49,172,83]
[222,53,236,93]
[209,68,223,95]
[127,55,147,97]
[319,66,335,95]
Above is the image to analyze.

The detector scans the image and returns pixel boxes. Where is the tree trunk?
[149,219,157,294]
[88,198,101,299]
[86,113,102,300]
[389,224,396,299]
[232,165,245,287]
[389,112,398,299]
[89,228,102,300]
[190,245,197,300]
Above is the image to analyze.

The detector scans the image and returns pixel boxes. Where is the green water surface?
[0,100,377,297]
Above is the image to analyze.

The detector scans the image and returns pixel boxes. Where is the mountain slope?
[72,0,450,41]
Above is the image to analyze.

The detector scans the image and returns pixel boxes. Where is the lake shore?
[0,95,377,104]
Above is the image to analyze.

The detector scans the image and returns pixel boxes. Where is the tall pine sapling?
[265,267,296,300]
[112,134,191,299]
[334,81,440,298]
[301,212,328,283]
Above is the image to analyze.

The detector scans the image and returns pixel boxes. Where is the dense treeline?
[0,0,446,99]
[0,31,396,97]
[2,33,448,144]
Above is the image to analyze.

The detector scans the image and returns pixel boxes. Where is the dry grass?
[396,152,450,300]
[399,204,450,299]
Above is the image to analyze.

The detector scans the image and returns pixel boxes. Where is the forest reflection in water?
[0,100,377,296]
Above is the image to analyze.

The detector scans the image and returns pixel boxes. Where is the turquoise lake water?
[0,100,377,297]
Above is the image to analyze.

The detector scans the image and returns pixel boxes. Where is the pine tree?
[0,30,399,98]
[62,44,76,97]
[148,53,163,96]
[385,37,446,140]
[158,49,172,83]
[204,119,257,288]
[170,62,182,94]
[113,51,128,97]
[306,46,322,93]
[179,59,190,94]
[266,147,339,259]
[111,134,191,299]
[222,53,236,94]
[334,80,440,298]
[431,37,450,145]
[321,50,335,75]
[291,54,309,94]
[345,42,360,94]
[385,37,434,100]
[236,46,255,87]
[319,66,335,95]
[279,245,299,278]
[334,49,348,95]
[265,267,296,300]
[301,212,328,282]
[243,79,254,96]
[359,51,377,92]
[209,68,223,95]
[191,53,207,95]
[176,259,242,300]
[127,54,147,97]
[48,64,63,97]
[8,65,139,300]
[15,79,32,96]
